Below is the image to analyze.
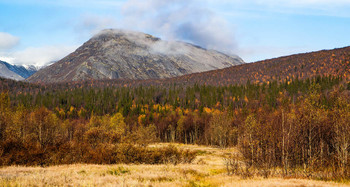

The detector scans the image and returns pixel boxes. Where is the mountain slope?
[27,29,244,83]
[53,45,349,88]
[161,46,350,86]
[0,61,24,80]
[4,63,37,79]
[1,46,350,93]
[0,61,38,80]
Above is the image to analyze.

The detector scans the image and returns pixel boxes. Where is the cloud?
[214,0,350,17]
[95,29,195,56]
[1,45,78,67]
[0,32,20,50]
[76,14,119,37]
[120,0,238,54]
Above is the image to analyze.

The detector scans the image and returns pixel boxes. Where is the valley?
[2,0,350,186]
[0,29,350,187]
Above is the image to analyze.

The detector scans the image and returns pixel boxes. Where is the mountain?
[5,64,37,79]
[0,61,37,80]
[2,46,350,94]
[0,61,24,80]
[41,45,349,88]
[27,29,244,83]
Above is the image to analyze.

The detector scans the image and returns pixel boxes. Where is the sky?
[0,0,350,67]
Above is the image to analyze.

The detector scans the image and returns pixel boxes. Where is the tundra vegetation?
[0,75,350,185]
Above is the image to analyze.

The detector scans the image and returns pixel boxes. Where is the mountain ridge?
[1,45,349,94]
[0,60,37,80]
[43,45,350,87]
[27,29,244,83]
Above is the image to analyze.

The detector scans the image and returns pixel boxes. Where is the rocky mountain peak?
[27,29,244,83]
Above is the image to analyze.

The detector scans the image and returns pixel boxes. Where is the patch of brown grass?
[0,144,348,186]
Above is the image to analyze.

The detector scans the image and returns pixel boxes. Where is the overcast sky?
[0,0,350,67]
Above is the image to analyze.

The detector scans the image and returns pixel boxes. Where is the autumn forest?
[0,73,349,180]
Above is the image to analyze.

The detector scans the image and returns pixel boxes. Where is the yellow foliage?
[69,106,75,113]
[110,113,126,134]
[195,98,200,104]
[153,104,160,111]
[175,107,183,115]
[59,109,66,118]
[78,107,86,118]
[203,107,212,114]
[138,114,146,125]
[244,96,249,103]
[153,113,159,120]
[212,109,221,115]
[131,100,137,109]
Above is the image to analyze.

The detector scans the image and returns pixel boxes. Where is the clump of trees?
[228,83,350,180]
[0,93,196,166]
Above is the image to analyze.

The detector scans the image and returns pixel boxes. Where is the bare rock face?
[27,29,244,83]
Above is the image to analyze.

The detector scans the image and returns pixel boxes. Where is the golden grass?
[0,143,348,187]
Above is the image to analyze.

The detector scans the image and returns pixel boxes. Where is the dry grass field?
[0,143,348,187]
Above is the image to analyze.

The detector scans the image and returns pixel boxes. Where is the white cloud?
[0,32,20,50]
[120,0,239,54]
[1,45,78,67]
[76,14,119,37]
[72,0,239,54]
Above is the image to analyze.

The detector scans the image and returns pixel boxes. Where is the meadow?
[1,143,348,186]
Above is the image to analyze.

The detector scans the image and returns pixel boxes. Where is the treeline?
[0,75,350,179]
[9,75,343,116]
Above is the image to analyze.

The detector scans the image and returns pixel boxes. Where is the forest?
[1,75,350,180]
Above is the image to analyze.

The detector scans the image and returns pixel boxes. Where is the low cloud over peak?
[121,0,239,55]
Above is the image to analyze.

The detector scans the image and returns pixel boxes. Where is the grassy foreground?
[0,144,348,187]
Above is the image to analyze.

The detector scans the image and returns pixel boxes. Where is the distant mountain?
[5,64,37,79]
[27,29,244,83]
[0,61,38,80]
[0,61,24,80]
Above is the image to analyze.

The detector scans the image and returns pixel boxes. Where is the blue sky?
[0,0,350,66]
